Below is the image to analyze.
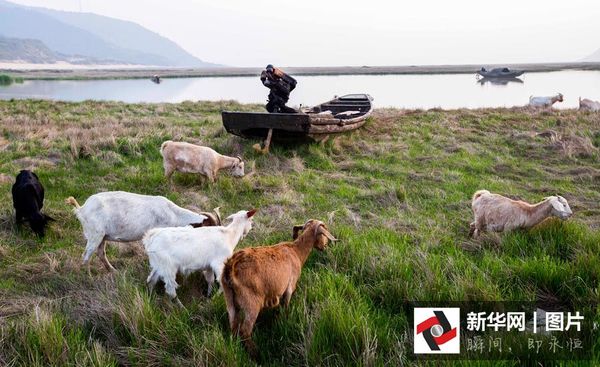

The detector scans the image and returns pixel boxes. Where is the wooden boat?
[222,94,373,144]
[476,67,524,78]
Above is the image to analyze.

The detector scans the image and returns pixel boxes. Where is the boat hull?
[222,111,311,140]
[222,94,373,141]
[477,70,524,78]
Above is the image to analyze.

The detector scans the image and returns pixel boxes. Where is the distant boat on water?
[476,67,524,78]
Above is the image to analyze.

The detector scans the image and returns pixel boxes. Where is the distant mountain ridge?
[0,0,217,67]
[0,36,59,63]
[583,48,600,62]
[0,36,130,64]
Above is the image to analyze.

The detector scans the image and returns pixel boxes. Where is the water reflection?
[0,70,599,109]
[477,77,524,86]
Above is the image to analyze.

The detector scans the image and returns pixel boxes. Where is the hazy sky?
[8,0,600,67]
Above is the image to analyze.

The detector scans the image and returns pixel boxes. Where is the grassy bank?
[0,74,23,86]
[0,100,599,366]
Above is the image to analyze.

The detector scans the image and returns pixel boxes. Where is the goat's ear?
[189,222,204,228]
[549,197,564,211]
[317,224,338,242]
[247,209,257,218]
[292,225,303,240]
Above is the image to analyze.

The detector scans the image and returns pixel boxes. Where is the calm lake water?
[1,70,599,109]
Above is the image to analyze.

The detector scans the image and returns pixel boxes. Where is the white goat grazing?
[469,190,572,238]
[144,209,256,307]
[529,93,564,108]
[66,191,220,271]
[579,97,600,111]
[160,141,244,183]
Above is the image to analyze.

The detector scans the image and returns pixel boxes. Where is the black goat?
[12,170,53,237]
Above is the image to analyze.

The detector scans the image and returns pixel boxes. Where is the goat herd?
[10,123,577,356]
[11,140,339,356]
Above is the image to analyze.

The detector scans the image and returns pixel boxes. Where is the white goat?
[144,209,256,307]
[529,93,563,108]
[66,191,220,272]
[579,97,600,111]
[469,190,572,238]
[160,141,244,183]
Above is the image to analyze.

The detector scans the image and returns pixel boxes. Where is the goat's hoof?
[83,263,93,277]
[244,341,258,360]
[173,297,186,310]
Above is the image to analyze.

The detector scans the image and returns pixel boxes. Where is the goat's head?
[231,156,245,177]
[556,93,564,102]
[226,209,257,238]
[293,219,337,251]
[29,212,54,237]
[547,195,572,220]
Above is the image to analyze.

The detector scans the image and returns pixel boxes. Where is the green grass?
[0,100,599,366]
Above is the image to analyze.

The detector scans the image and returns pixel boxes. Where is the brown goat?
[221,219,336,356]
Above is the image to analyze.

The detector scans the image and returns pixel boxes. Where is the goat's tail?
[160,140,172,156]
[221,258,238,312]
[65,196,81,209]
[142,228,160,251]
[222,259,234,289]
[472,190,490,202]
[579,96,582,107]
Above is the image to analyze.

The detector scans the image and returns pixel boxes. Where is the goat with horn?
[221,219,337,357]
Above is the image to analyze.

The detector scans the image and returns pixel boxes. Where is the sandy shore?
[2,62,600,80]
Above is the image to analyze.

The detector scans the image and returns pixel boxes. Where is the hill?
[34,7,211,67]
[583,48,600,62]
[0,0,216,67]
[0,36,59,63]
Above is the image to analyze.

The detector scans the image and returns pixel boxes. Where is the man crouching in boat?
[253,65,298,154]
[260,65,298,113]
